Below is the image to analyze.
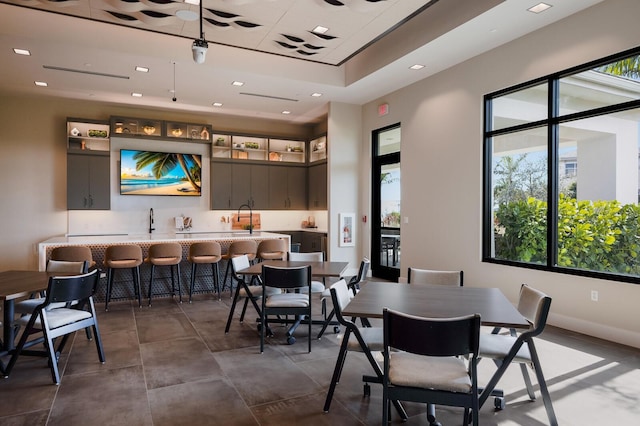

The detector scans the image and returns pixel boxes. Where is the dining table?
[341,280,531,424]
[0,270,54,372]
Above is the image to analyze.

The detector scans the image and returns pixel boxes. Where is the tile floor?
[1,290,639,425]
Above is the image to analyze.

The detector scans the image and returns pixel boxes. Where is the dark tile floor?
[1,290,639,425]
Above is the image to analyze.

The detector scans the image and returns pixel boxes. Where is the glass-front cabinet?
[309,135,327,163]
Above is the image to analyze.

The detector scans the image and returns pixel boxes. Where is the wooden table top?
[342,281,529,329]
[0,270,52,301]
[238,260,349,278]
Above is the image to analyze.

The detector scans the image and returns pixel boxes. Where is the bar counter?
[37,232,291,302]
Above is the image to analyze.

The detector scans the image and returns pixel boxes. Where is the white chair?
[287,251,326,293]
[478,284,558,425]
[224,255,281,333]
[407,267,463,286]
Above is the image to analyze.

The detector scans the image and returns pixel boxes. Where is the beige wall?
[360,0,640,348]
[0,96,314,271]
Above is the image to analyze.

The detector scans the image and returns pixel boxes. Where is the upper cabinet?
[212,132,307,164]
[309,135,327,163]
[110,116,211,143]
[67,118,110,152]
[268,139,305,163]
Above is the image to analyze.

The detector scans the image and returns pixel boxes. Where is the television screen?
[120,149,202,196]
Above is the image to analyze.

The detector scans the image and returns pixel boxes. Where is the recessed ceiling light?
[34,81,47,87]
[409,64,425,70]
[282,111,291,115]
[13,48,31,56]
[135,66,149,73]
[528,3,552,13]
[212,102,223,107]
[312,26,329,34]
[184,0,199,4]
[232,81,244,87]
[311,92,323,97]
[131,92,143,97]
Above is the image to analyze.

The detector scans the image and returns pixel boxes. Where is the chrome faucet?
[237,203,253,235]
[149,208,155,234]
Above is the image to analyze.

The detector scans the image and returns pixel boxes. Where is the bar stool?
[188,241,222,302]
[51,245,96,269]
[256,238,288,262]
[104,244,143,310]
[145,242,183,306]
[221,240,257,293]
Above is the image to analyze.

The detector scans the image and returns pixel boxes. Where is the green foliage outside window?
[495,195,640,274]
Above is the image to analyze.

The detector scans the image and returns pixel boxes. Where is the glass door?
[372,124,401,281]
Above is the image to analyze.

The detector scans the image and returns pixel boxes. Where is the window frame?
[482,46,640,284]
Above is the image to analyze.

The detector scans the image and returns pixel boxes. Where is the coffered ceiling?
[0,0,604,123]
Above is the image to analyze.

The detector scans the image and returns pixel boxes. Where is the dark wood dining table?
[0,270,53,357]
[237,260,349,279]
[342,280,529,328]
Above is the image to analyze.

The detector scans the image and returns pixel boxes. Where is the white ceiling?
[0,0,604,124]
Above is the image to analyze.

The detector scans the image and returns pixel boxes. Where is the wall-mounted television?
[120,149,202,196]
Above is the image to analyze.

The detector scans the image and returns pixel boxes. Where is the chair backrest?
[50,246,93,263]
[231,254,251,280]
[189,241,221,259]
[257,239,288,260]
[148,243,182,260]
[288,251,324,262]
[44,269,100,307]
[383,308,480,358]
[262,264,311,291]
[349,258,370,286]
[46,259,88,274]
[517,284,552,337]
[105,244,143,263]
[227,240,258,257]
[329,279,353,325]
[407,267,463,286]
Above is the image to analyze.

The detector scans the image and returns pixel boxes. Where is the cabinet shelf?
[67,119,110,152]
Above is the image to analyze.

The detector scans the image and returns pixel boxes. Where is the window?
[483,48,640,283]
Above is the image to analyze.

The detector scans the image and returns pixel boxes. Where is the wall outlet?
[591,290,599,302]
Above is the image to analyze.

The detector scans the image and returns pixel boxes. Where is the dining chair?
[187,241,222,302]
[323,279,407,421]
[14,259,89,315]
[3,269,105,385]
[221,240,258,293]
[104,244,143,310]
[224,255,280,333]
[145,242,183,306]
[382,308,481,426]
[287,251,326,292]
[407,267,463,286]
[260,264,312,352]
[478,284,558,426]
[317,257,370,339]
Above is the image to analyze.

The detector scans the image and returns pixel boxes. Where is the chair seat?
[346,326,383,352]
[479,333,531,363]
[238,285,281,298]
[266,293,310,308]
[389,352,471,393]
[18,308,93,330]
[15,299,67,314]
[146,256,181,266]
[298,280,325,293]
[107,259,141,268]
[190,255,220,264]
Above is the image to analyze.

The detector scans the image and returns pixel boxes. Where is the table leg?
[2,300,15,352]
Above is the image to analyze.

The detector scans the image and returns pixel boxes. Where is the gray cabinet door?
[211,161,233,209]
[308,163,327,210]
[232,163,269,209]
[269,166,307,209]
[67,153,110,210]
